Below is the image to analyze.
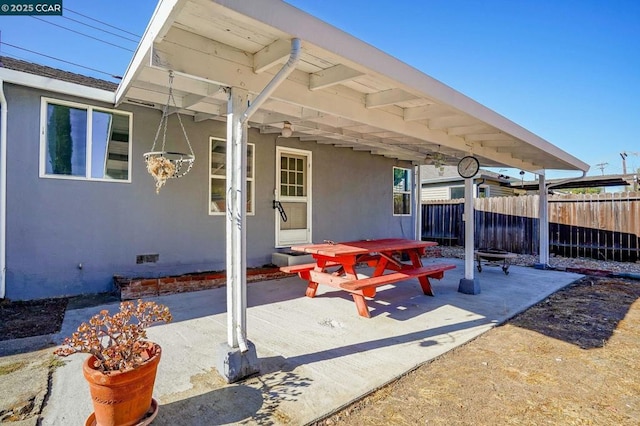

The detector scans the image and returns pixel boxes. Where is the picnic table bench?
[280,238,456,318]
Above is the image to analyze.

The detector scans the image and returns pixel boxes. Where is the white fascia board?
[422,174,500,185]
[116,0,187,105]
[421,176,464,185]
[212,0,588,172]
[0,68,114,103]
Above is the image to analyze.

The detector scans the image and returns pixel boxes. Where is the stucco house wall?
[4,82,415,300]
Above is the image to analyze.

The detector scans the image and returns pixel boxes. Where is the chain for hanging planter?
[144,71,195,193]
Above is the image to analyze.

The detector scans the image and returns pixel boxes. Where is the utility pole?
[595,162,608,175]
[620,151,640,176]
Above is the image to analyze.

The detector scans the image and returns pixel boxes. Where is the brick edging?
[115,269,289,300]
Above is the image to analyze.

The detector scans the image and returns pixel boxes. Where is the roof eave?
[0,68,114,103]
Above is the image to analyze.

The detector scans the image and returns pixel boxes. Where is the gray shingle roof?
[0,56,118,92]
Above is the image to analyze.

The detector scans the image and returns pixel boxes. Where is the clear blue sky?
[1,0,638,180]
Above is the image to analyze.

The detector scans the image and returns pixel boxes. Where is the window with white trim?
[209,137,254,215]
[40,97,132,182]
[393,166,412,215]
[450,186,465,200]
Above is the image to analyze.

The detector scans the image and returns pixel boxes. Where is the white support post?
[458,177,480,294]
[217,86,259,383]
[464,177,474,279]
[217,39,300,383]
[224,87,244,348]
[414,165,422,240]
[537,173,550,268]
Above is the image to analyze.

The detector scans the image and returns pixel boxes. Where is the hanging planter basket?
[144,151,194,193]
[144,71,195,193]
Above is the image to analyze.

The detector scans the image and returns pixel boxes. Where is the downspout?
[231,38,300,353]
[241,38,301,124]
[476,178,485,198]
[0,80,6,299]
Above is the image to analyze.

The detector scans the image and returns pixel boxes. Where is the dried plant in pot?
[54,300,172,426]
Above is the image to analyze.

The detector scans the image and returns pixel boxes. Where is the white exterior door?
[275,147,312,247]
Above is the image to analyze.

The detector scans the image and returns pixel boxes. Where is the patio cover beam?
[151,29,544,171]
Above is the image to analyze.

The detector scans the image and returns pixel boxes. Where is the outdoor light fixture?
[281,122,293,138]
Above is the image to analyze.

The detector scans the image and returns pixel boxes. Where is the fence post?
[536,174,550,268]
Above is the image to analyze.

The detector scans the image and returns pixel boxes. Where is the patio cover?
[116,0,588,173]
[113,0,589,381]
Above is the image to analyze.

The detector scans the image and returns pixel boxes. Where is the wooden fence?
[422,192,640,261]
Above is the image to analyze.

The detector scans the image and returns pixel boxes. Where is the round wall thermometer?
[457,156,480,178]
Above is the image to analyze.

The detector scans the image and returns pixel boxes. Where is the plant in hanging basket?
[145,71,196,194]
[54,300,172,425]
[145,154,176,194]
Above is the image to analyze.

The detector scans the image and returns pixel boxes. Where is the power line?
[65,8,141,38]
[59,15,139,43]
[30,16,134,52]
[0,8,142,80]
[1,42,122,80]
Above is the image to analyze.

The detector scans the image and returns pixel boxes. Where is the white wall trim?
[0,68,114,103]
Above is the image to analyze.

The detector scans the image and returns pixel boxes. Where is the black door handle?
[273,200,288,222]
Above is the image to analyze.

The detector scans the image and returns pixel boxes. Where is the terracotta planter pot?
[82,343,161,426]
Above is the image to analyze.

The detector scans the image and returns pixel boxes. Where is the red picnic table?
[280,238,456,318]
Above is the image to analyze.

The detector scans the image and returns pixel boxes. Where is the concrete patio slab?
[41,258,582,425]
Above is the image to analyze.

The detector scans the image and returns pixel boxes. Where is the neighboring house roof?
[115,0,588,173]
[420,165,511,184]
[514,174,632,191]
[0,56,117,92]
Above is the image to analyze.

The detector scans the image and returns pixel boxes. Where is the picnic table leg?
[299,270,320,298]
[408,249,434,296]
[372,256,390,276]
[502,259,510,275]
[305,281,319,297]
[342,262,359,279]
[351,293,371,318]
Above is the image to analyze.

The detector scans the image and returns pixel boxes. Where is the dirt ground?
[0,298,68,341]
[314,276,640,425]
